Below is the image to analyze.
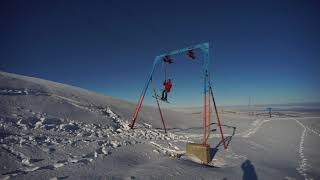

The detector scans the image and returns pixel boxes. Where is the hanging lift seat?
[186,143,211,164]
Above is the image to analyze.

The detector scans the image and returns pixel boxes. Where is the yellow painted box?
[186,143,211,164]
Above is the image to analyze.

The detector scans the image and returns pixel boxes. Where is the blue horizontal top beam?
[156,42,209,59]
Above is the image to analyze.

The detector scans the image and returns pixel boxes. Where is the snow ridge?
[0,103,194,179]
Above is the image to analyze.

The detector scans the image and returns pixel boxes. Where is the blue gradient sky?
[0,0,319,106]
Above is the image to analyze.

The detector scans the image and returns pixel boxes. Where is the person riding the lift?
[161,79,172,101]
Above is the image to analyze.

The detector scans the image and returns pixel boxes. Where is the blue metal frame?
[130,42,210,131]
[147,42,209,100]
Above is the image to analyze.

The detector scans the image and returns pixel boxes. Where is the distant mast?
[248,96,251,115]
[248,96,255,116]
[266,107,272,118]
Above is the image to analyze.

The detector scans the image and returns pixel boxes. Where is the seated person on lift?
[161,79,172,101]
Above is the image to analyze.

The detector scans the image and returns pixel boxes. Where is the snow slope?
[1,71,320,180]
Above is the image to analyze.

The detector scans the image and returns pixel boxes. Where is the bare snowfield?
[0,71,319,180]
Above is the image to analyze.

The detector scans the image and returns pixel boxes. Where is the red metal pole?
[207,90,211,142]
[203,90,207,145]
[130,95,145,128]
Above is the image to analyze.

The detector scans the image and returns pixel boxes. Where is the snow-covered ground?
[0,71,319,180]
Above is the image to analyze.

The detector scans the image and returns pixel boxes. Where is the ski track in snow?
[233,116,318,180]
[237,119,271,138]
[238,117,320,139]
[295,119,314,180]
[305,126,320,137]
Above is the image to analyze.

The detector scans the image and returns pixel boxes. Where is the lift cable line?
[129,42,227,164]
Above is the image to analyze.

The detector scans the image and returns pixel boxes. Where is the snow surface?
[0,71,320,179]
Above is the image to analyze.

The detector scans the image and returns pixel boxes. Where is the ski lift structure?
[129,42,227,164]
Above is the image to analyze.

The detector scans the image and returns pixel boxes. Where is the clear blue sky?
[0,0,319,106]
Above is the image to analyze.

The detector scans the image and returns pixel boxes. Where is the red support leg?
[203,90,207,145]
[130,95,145,129]
[206,90,211,142]
[155,96,167,133]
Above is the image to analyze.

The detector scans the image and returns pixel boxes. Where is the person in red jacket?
[161,79,172,101]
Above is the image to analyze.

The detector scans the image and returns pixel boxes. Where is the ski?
[152,95,170,103]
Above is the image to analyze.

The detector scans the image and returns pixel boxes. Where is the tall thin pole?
[202,43,210,145]
[207,81,211,142]
[151,78,167,133]
[203,87,207,144]
[248,96,251,115]
[209,84,227,149]
[203,71,208,145]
